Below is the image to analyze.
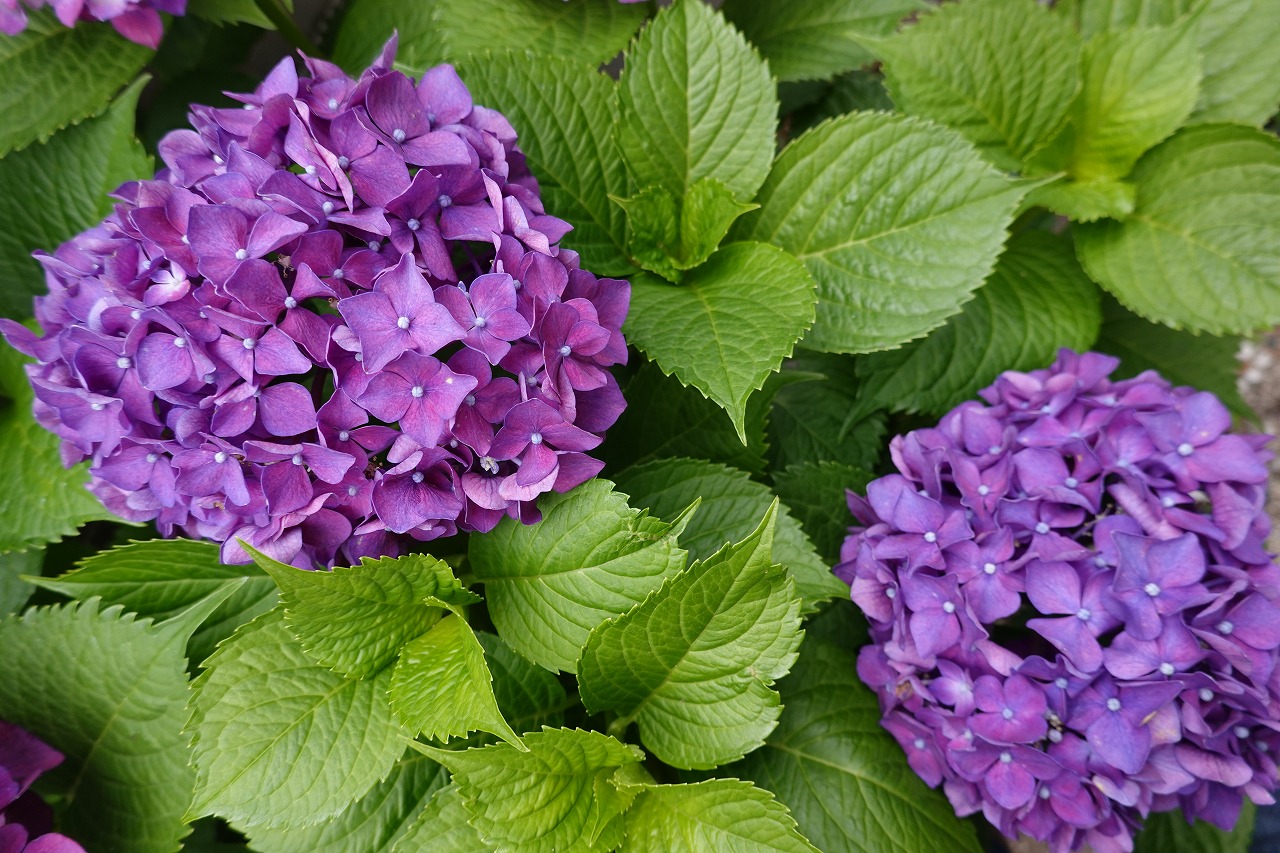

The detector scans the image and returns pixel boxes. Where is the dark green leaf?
[1133,801,1256,853]
[773,461,871,565]
[0,550,39,615]
[768,356,888,473]
[478,631,570,735]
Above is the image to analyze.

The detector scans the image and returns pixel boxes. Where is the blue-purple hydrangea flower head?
[0,38,630,569]
[839,350,1280,853]
[0,720,85,852]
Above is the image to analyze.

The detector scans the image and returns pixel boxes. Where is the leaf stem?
[254,0,320,56]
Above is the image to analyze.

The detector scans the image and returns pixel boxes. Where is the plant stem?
[255,0,320,56]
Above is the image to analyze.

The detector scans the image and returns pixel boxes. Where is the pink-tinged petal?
[553,452,604,492]
[357,371,413,424]
[211,396,257,437]
[281,308,333,363]
[212,335,256,382]
[367,73,430,139]
[419,65,472,125]
[109,6,162,47]
[408,302,466,354]
[499,460,559,502]
[302,445,355,484]
[349,145,411,207]
[24,833,89,853]
[440,203,498,241]
[259,382,318,436]
[1174,744,1253,786]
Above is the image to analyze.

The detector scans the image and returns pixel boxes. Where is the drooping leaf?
[616,178,757,281]
[614,457,847,613]
[468,479,692,673]
[416,728,645,853]
[1094,295,1249,420]
[772,461,871,565]
[625,242,817,441]
[479,631,570,735]
[188,608,411,828]
[876,0,1080,169]
[0,549,39,615]
[578,503,804,769]
[721,0,922,83]
[1075,124,1280,334]
[1025,177,1136,223]
[746,111,1023,353]
[625,779,819,853]
[0,596,233,853]
[1189,0,1280,127]
[461,52,630,276]
[731,602,983,853]
[0,10,151,157]
[617,0,777,201]
[244,757,450,853]
[768,355,888,473]
[251,548,477,678]
[186,0,290,27]
[389,612,521,747]
[0,332,116,554]
[31,538,278,666]
[393,784,490,852]
[856,231,1102,415]
[1133,800,1256,853]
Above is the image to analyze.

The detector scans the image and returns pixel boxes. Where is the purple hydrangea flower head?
[839,350,1280,852]
[1,39,630,569]
[0,0,183,47]
[0,720,87,852]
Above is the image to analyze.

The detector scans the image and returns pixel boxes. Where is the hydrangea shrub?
[0,1,1278,852]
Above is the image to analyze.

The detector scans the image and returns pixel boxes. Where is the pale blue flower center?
[530,432,543,445]
[1178,442,1194,456]
[1144,582,1161,597]
[397,316,411,329]
[1106,698,1122,712]
[392,128,407,143]
[983,563,997,575]
[292,454,304,465]
[234,248,248,261]
[284,297,297,309]
[117,357,132,369]
[411,471,425,483]
[411,386,424,398]
[941,601,955,614]
[1076,608,1091,621]
[1159,662,1175,676]
[214,452,228,464]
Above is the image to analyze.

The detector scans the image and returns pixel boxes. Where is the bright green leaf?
[1133,801,1256,853]
[479,631,571,735]
[625,242,816,440]
[0,550,39,615]
[185,0,288,27]
[1075,124,1280,334]
[416,728,645,853]
[877,0,1080,169]
[390,612,521,747]
[614,457,847,613]
[244,757,450,853]
[625,779,819,853]
[617,0,777,201]
[721,0,922,82]
[768,354,888,473]
[1066,20,1202,181]
[856,231,1102,415]
[331,0,443,73]
[578,503,804,769]
[252,548,476,678]
[747,111,1023,353]
[1058,0,1195,36]
[772,461,872,565]
[0,77,151,318]
[393,784,490,852]
[188,608,411,828]
[1189,0,1280,126]
[1025,177,1137,222]
[434,0,646,68]
[461,52,631,276]
[731,602,983,853]
[468,479,692,673]
[0,11,150,158]
[617,178,758,281]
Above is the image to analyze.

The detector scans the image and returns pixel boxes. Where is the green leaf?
[0,11,151,158]
[0,77,151,318]
[614,457,847,613]
[791,71,895,138]
[30,538,279,666]
[1065,20,1202,181]
[768,355,888,472]
[617,0,777,201]
[1133,801,1255,853]
[625,779,819,853]
[856,231,1102,415]
[731,602,983,853]
[746,111,1023,353]
[1058,0,1195,36]
[0,333,116,554]
[1075,124,1280,334]
[1189,0,1280,126]
[772,461,871,565]
[876,0,1080,169]
[331,0,443,73]
[390,612,521,747]
[625,242,817,441]
[1025,177,1136,222]
[617,178,758,281]
[417,728,645,853]
[0,549,39,615]
[1095,294,1250,420]
[252,548,477,678]
[434,0,646,67]
[468,479,692,673]
[185,0,287,27]
[460,52,631,277]
[721,0,922,83]
[479,631,571,735]
[578,502,803,769]
[0,598,215,852]
[244,756,450,853]
[393,784,490,852]
[188,608,411,828]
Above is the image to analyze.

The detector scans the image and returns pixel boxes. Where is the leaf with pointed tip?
[626,242,817,441]
[773,462,872,565]
[614,457,847,613]
[416,728,645,853]
[0,550,38,615]
[479,631,570,735]
[331,0,443,73]
[1189,0,1280,127]
[617,0,776,201]
[746,111,1023,353]
[1025,177,1136,222]
[722,0,922,82]
[730,602,983,853]
[186,0,290,27]
[244,756,450,853]
[625,779,819,853]
[617,178,758,281]
[469,479,692,673]
[1133,800,1255,853]
[876,0,1080,169]
[1076,124,1280,335]
[578,503,804,769]
[393,784,490,852]
[251,548,476,678]
[188,608,411,828]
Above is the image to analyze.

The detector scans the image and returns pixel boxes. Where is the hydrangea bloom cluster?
[0,721,85,852]
[0,0,181,47]
[0,39,629,569]
[839,350,1280,853]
